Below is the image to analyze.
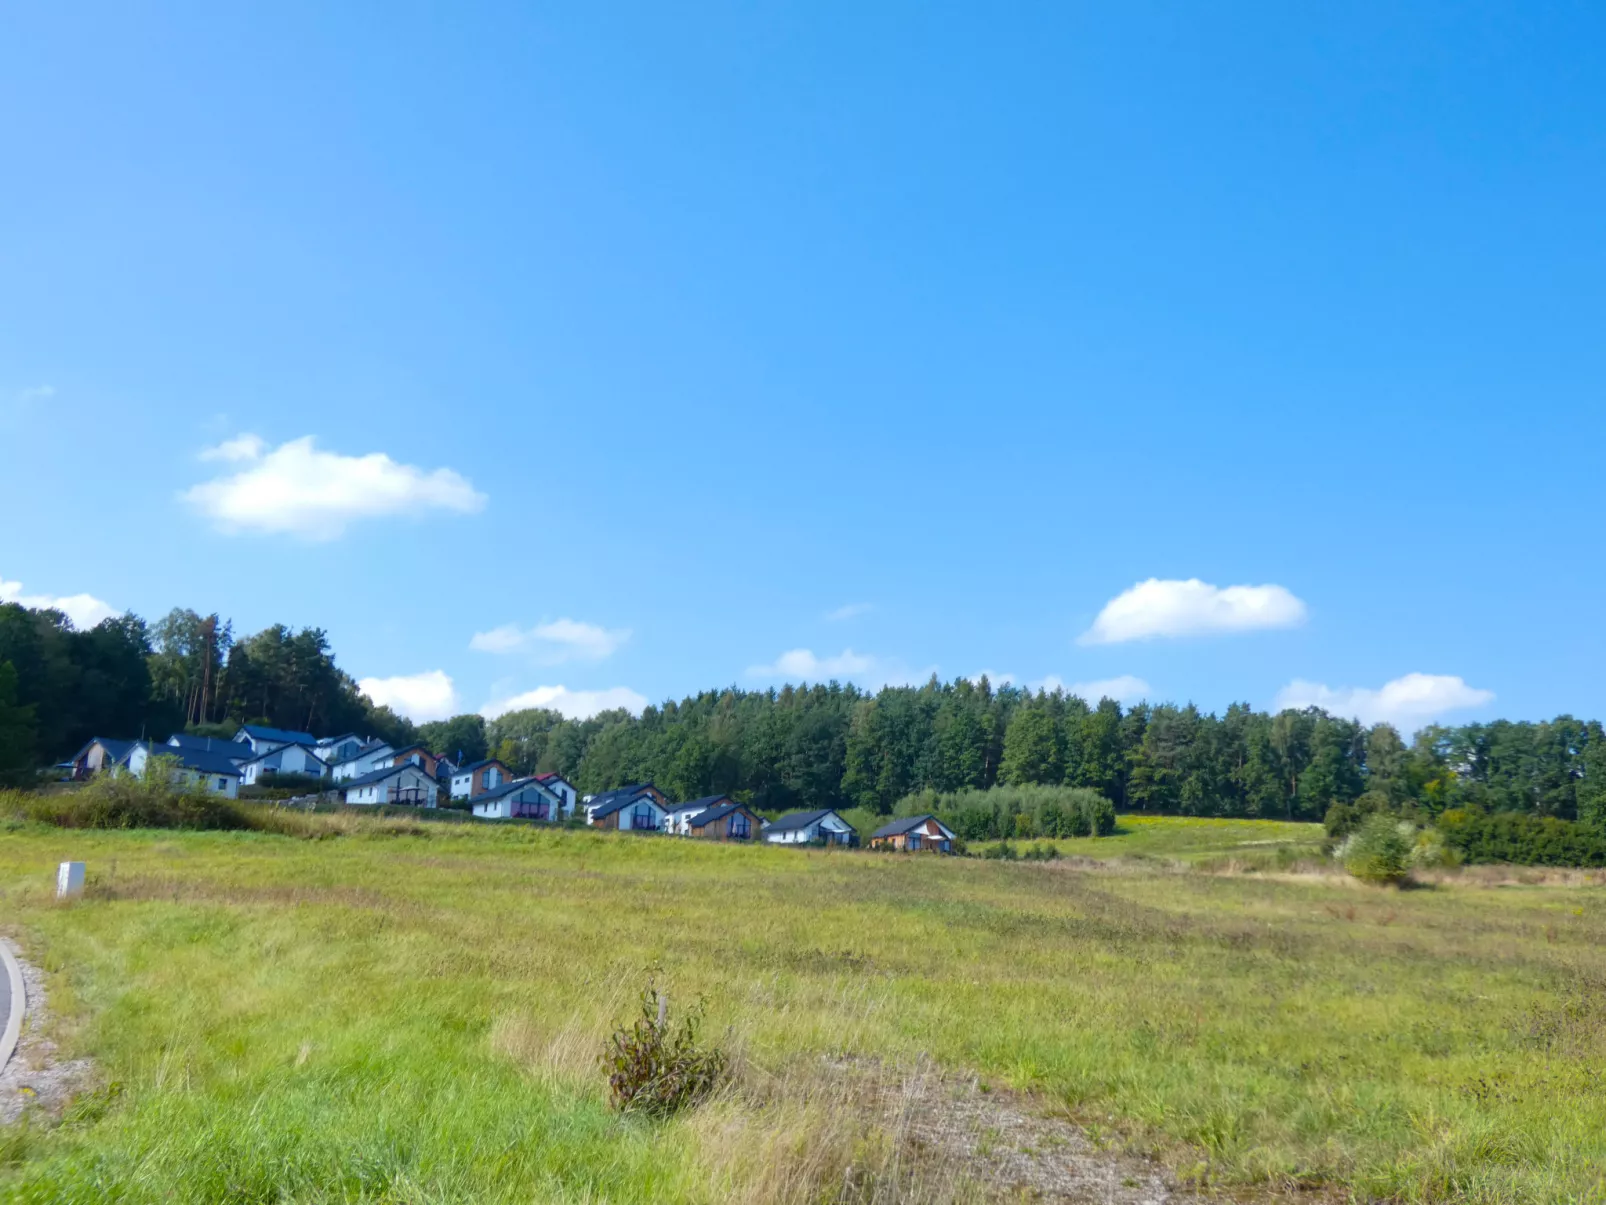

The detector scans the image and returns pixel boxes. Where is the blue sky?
[3,2,1603,730]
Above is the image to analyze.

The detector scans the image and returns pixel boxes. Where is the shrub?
[603,978,727,1118]
[1021,841,1060,861]
[20,767,247,831]
[1337,814,1414,885]
[1437,808,1606,867]
[981,840,1019,861]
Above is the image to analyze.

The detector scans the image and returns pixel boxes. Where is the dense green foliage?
[894,784,1117,840]
[12,760,250,831]
[6,599,1604,836]
[0,602,416,765]
[486,680,1606,828]
[1337,814,1414,885]
[1437,807,1606,867]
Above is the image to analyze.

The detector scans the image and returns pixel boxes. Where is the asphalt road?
[0,957,10,1059]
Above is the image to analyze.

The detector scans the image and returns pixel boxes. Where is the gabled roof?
[452,759,508,777]
[71,737,134,764]
[472,777,561,806]
[767,808,854,834]
[342,762,437,790]
[590,793,666,822]
[871,814,954,840]
[389,743,433,760]
[688,802,754,828]
[236,724,316,745]
[315,733,362,746]
[167,734,244,757]
[586,784,656,811]
[238,741,328,768]
[132,741,242,778]
[674,794,730,812]
[534,772,573,788]
[335,740,391,766]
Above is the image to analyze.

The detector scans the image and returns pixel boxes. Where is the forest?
[2,599,1603,831]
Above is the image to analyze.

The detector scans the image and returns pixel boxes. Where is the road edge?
[0,937,24,1075]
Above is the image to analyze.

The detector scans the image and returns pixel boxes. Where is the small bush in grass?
[1022,841,1060,861]
[603,977,727,1118]
[22,765,246,831]
[1337,814,1415,885]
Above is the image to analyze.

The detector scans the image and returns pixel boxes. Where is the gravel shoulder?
[0,941,94,1126]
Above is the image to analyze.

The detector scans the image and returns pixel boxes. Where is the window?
[631,804,657,831]
[908,833,922,851]
[728,812,750,839]
[216,778,227,791]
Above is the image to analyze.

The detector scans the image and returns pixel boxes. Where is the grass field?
[1,811,1604,1204]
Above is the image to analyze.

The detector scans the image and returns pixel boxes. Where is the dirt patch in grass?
[0,943,94,1126]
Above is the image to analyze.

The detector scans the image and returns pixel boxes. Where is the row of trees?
[0,603,417,781]
[482,679,1606,826]
[4,599,1604,828]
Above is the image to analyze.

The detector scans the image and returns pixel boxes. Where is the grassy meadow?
[1,810,1604,1203]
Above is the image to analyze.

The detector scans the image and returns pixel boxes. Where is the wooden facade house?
[686,800,760,841]
[869,814,956,853]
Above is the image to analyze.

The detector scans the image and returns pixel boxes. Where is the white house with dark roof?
[450,759,511,801]
[762,809,858,846]
[332,740,393,782]
[126,741,243,798]
[471,777,568,821]
[342,762,438,806]
[315,733,366,765]
[239,742,329,786]
[532,772,577,812]
[233,725,317,757]
[588,791,666,832]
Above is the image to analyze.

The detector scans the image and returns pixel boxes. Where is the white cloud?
[825,602,873,622]
[481,684,648,721]
[1081,578,1307,644]
[747,648,935,689]
[1274,673,1494,729]
[18,385,55,402]
[199,433,266,462]
[469,618,630,662]
[0,576,119,630]
[182,435,486,539]
[358,670,459,723]
[1038,674,1152,704]
[748,648,876,680]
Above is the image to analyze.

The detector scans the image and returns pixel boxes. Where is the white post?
[56,862,85,899]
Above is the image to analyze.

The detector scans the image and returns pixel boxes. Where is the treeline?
[485,679,1606,828]
[4,600,1605,833]
[0,603,417,781]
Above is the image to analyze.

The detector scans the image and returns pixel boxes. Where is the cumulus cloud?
[358,670,459,723]
[747,648,935,689]
[825,602,873,622]
[1080,578,1307,644]
[182,435,486,539]
[481,684,648,721]
[0,576,119,630]
[469,618,630,662]
[1039,674,1152,704]
[1274,673,1494,729]
[748,648,876,680]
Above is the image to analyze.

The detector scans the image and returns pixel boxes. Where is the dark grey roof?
[317,733,362,746]
[689,802,752,828]
[239,741,327,768]
[236,724,316,745]
[473,777,560,806]
[674,795,730,813]
[766,808,851,833]
[452,759,506,777]
[167,734,243,757]
[343,763,436,790]
[134,742,242,778]
[590,794,664,822]
[871,814,951,840]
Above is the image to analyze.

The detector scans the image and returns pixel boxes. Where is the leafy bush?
[981,839,1018,861]
[18,767,247,831]
[895,785,1117,841]
[1437,808,1606,867]
[603,978,727,1118]
[1021,841,1060,861]
[1336,814,1414,885]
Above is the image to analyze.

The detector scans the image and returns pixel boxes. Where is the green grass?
[1013,812,1329,863]
[1,814,1604,1203]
